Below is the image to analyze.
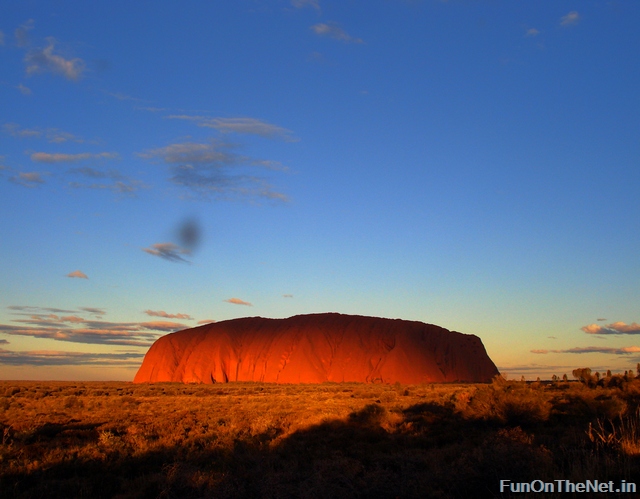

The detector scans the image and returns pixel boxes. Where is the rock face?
[134,313,499,384]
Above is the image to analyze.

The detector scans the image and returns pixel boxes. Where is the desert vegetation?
[1,371,640,498]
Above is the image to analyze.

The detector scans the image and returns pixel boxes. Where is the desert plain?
[2,373,640,498]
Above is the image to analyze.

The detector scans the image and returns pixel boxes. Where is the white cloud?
[525,28,540,37]
[311,22,363,44]
[25,38,85,80]
[560,11,580,26]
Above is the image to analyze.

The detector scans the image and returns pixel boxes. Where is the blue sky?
[1,0,639,381]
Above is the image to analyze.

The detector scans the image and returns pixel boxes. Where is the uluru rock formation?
[134,313,499,384]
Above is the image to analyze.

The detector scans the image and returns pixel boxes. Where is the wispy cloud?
[67,270,88,279]
[4,123,41,138]
[67,166,146,195]
[142,243,191,263]
[532,346,640,355]
[105,91,142,102]
[291,0,320,11]
[31,152,118,163]
[17,84,32,95]
[197,319,215,325]
[283,294,294,298]
[167,116,298,142]
[1,308,186,347]
[9,172,45,187]
[144,310,193,320]
[311,22,363,44]
[80,307,105,316]
[9,305,78,314]
[69,179,146,195]
[3,123,85,143]
[0,348,143,367]
[582,322,640,335]
[560,11,580,26]
[14,19,34,48]
[25,37,85,80]
[224,298,252,306]
[525,28,540,37]
[139,141,236,165]
[205,118,297,142]
[138,140,289,201]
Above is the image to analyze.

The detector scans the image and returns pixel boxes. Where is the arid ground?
[1,373,640,498]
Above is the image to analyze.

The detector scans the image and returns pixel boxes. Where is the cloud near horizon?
[311,22,363,44]
[224,298,252,306]
[25,37,85,80]
[144,310,193,320]
[582,322,640,335]
[0,348,143,367]
[0,309,186,347]
[532,346,640,355]
[67,270,88,279]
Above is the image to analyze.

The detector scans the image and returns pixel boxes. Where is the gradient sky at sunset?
[1,1,639,381]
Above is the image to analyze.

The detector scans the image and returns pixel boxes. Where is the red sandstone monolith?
[134,313,499,384]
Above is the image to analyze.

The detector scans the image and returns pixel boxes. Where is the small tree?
[562,374,568,382]
[573,367,593,385]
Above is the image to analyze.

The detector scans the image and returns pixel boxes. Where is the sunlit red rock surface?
[134,313,499,384]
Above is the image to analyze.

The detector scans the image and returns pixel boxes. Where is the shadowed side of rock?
[134,313,499,384]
